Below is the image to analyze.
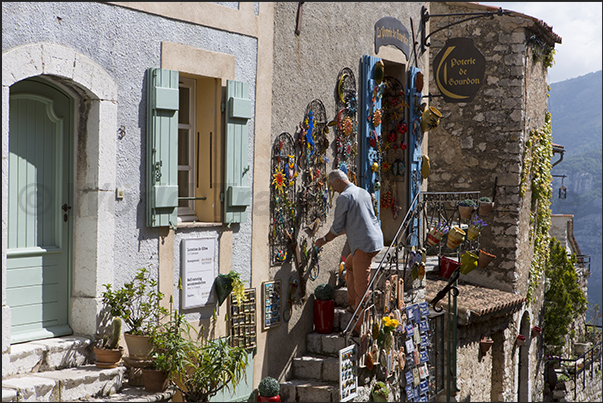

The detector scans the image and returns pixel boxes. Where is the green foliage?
[479,196,492,203]
[544,237,588,354]
[314,283,334,300]
[107,317,122,349]
[372,381,390,398]
[520,112,554,303]
[459,199,477,207]
[101,267,169,335]
[258,376,280,397]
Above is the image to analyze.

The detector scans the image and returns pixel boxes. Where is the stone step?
[2,364,125,402]
[306,332,350,357]
[78,385,176,402]
[292,355,340,382]
[280,379,340,402]
[3,336,94,379]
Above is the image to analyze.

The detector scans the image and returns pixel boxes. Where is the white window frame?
[178,77,197,222]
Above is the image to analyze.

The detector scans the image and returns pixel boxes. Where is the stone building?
[425,2,561,402]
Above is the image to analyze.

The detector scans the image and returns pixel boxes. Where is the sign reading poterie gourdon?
[433,37,485,103]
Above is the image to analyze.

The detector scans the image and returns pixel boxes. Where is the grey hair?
[328,169,348,184]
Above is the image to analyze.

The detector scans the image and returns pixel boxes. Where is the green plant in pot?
[102,267,169,360]
[478,196,494,216]
[313,283,335,334]
[458,199,477,220]
[257,376,281,402]
[371,381,390,402]
[94,317,125,368]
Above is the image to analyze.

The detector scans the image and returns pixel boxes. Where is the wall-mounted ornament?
[334,67,358,185]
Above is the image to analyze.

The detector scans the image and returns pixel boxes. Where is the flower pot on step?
[93,346,124,368]
[124,333,153,360]
[313,299,335,334]
[142,368,169,393]
[478,250,496,269]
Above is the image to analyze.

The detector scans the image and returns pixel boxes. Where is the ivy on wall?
[520,111,553,303]
[544,237,588,354]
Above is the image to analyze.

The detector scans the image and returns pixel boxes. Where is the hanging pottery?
[421,155,430,178]
[466,225,481,241]
[420,106,442,132]
[426,228,444,247]
[460,251,479,275]
[478,250,496,269]
[446,227,465,249]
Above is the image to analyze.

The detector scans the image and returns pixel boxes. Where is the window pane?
[178,171,190,208]
[179,86,189,124]
[178,129,189,165]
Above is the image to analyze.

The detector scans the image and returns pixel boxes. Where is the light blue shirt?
[330,183,384,256]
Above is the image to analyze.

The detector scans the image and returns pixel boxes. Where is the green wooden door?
[7,78,73,343]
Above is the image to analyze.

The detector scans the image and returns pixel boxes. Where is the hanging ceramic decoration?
[269,132,297,266]
[334,67,358,185]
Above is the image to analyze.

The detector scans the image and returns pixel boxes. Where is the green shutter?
[224,80,252,224]
[146,68,179,227]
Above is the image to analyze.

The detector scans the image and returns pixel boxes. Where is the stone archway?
[2,42,118,345]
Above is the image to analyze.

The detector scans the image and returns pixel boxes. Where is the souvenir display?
[339,345,358,402]
[402,303,432,401]
[228,288,256,349]
[262,281,281,330]
[270,133,297,265]
[334,67,358,184]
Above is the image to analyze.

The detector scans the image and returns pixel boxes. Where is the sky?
[481,2,602,83]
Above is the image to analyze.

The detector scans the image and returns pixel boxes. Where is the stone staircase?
[280,286,355,402]
[1,336,173,402]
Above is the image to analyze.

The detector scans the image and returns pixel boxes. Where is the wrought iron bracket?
[430,268,460,312]
[420,5,511,53]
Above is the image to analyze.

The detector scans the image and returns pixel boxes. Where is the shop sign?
[374,17,410,59]
[433,37,485,103]
[181,237,217,309]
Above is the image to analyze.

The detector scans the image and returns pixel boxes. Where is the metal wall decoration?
[380,76,408,220]
[297,99,329,233]
[270,132,297,265]
[262,280,282,330]
[333,67,359,184]
[228,288,256,349]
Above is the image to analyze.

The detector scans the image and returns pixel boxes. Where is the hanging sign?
[433,37,485,103]
[181,237,217,309]
[374,17,410,59]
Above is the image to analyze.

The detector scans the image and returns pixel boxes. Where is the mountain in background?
[548,70,602,324]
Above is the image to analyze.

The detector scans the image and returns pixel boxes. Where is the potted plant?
[313,283,335,334]
[93,317,125,368]
[101,267,169,360]
[458,199,476,219]
[257,376,281,402]
[516,334,527,346]
[426,221,449,247]
[467,216,487,241]
[215,270,246,307]
[371,381,390,402]
[478,196,494,216]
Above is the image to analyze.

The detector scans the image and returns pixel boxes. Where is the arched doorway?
[7,77,74,343]
[2,42,118,343]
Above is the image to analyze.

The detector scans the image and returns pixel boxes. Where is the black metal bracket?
[430,268,460,312]
[420,5,512,53]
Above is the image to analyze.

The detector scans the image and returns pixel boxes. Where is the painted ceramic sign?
[374,17,410,58]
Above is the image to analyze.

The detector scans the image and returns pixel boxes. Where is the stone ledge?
[78,385,176,402]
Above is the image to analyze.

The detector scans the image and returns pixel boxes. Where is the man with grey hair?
[316,169,383,336]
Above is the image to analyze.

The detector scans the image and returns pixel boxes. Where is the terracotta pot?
[372,392,388,402]
[258,395,281,402]
[532,326,542,338]
[93,346,124,368]
[124,333,153,360]
[458,205,475,220]
[142,368,169,393]
[446,227,465,249]
[478,250,496,269]
[313,299,334,334]
[439,256,461,279]
[480,337,494,356]
[466,226,481,241]
[478,201,494,216]
[460,251,479,275]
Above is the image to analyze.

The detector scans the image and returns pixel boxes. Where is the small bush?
[314,283,334,300]
[479,196,492,203]
[459,199,476,207]
[258,376,280,397]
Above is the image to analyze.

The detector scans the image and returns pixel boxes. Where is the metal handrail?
[342,191,421,336]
